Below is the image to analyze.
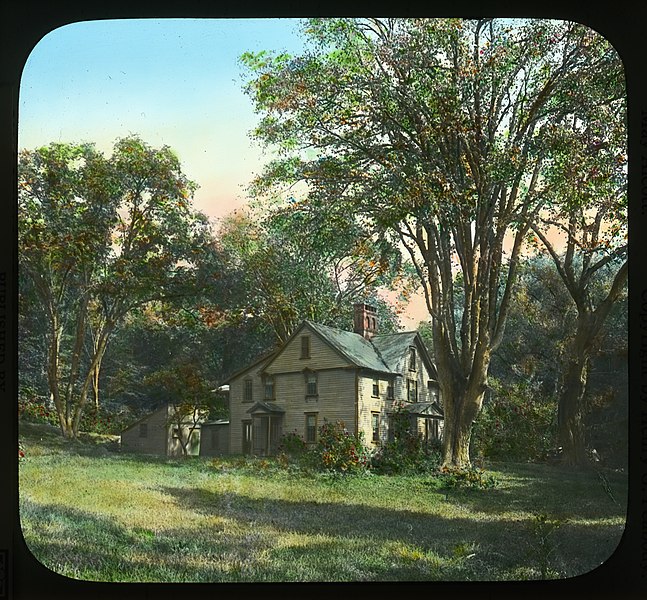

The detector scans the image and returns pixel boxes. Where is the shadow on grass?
[19,470,626,584]
[156,482,625,579]
[428,465,628,521]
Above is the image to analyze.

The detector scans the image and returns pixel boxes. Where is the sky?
[19,18,308,225]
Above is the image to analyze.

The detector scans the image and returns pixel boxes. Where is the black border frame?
[1,2,644,599]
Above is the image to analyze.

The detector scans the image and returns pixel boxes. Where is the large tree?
[241,18,621,467]
[18,136,214,438]
[530,60,627,464]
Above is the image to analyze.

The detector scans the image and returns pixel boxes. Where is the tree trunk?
[558,357,589,466]
[558,319,593,466]
[93,364,100,410]
[71,329,112,437]
[437,343,488,469]
[46,317,74,439]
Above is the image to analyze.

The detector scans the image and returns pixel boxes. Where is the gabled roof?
[372,331,437,379]
[220,349,278,385]
[246,401,286,415]
[399,401,444,418]
[306,321,396,374]
[120,402,208,434]
[259,320,437,377]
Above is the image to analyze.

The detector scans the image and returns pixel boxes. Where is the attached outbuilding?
[199,419,230,456]
[120,403,204,456]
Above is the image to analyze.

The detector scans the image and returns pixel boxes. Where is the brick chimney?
[353,303,378,339]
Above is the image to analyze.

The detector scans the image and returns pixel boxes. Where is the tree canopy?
[241,17,625,466]
[18,136,215,438]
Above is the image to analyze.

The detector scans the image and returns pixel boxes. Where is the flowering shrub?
[18,397,59,427]
[309,420,370,474]
[278,430,308,456]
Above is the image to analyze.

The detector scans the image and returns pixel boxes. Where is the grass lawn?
[18,422,627,583]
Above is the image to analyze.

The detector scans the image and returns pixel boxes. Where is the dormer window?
[409,347,417,371]
[301,335,311,359]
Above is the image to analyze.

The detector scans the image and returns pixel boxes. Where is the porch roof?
[398,401,444,418]
[246,401,286,415]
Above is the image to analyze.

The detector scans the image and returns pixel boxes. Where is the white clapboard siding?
[265,330,351,375]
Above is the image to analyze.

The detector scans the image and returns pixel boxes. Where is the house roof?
[399,401,444,418]
[220,349,278,385]
[231,319,437,382]
[307,322,436,377]
[120,402,208,434]
[246,401,286,415]
[306,321,396,374]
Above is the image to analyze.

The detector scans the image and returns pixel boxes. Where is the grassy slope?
[18,422,627,582]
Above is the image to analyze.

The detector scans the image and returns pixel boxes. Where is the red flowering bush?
[309,420,370,474]
[18,397,59,427]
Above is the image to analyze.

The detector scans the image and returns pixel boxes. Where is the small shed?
[199,419,230,456]
[120,403,203,456]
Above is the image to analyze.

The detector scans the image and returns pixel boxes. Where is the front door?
[252,415,283,455]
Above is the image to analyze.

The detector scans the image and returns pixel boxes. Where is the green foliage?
[78,407,130,436]
[526,513,563,579]
[371,407,442,475]
[309,420,371,474]
[19,397,59,427]
[435,466,499,490]
[217,208,401,343]
[240,17,624,468]
[278,430,309,457]
[18,136,214,438]
[471,381,557,462]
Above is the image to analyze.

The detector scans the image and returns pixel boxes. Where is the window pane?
[301,336,310,358]
[372,413,379,442]
[307,373,317,396]
[306,414,317,442]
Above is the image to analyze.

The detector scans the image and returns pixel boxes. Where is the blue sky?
[19,18,308,224]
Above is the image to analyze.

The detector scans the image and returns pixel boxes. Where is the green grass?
[18,422,627,582]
